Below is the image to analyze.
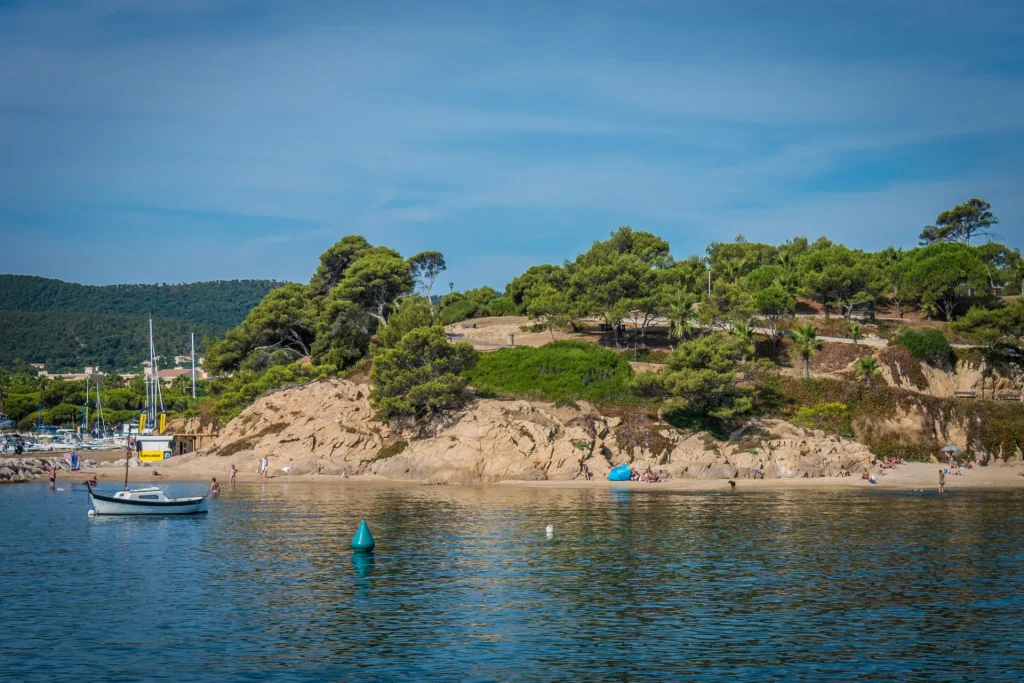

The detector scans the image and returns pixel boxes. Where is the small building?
[156,368,207,385]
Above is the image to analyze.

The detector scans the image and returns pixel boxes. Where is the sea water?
[1,481,1023,681]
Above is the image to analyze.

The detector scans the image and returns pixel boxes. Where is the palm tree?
[791,324,821,379]
[732,321,755,362]
[774,270,799,295]
[920,300,940,320]
[666,291,697,340]
[719,258,744,284]
[777,250,795,271]
[847,322,863,345]
[854,356,881,396]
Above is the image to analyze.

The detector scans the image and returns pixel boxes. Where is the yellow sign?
[139,450,166,462]
[139,413,147,432]
[158,413,166,435]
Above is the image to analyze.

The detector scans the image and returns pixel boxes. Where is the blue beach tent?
[607,464,631,481]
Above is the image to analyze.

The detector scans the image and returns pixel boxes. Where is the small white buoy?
[88,509,95,517]
[545,524,554,535]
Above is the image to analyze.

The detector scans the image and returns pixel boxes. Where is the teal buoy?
[351,520,375,552]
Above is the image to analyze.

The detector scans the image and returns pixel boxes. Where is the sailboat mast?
[149,317,156,425]
[191,332,196,399]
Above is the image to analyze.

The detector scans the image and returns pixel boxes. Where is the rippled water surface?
[2,482,1024,681]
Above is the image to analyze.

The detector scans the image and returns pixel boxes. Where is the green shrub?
[487,297,519,317]
[438,299,479,324]
[364,440,408,464]
[370,327,477,421]
[893,328,952,366]
[465,340,633,404]
[627,371,666,398]
[793,402,848,430]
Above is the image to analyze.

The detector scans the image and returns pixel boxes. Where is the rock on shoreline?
[0,456,99,483]
[168,379,879,484]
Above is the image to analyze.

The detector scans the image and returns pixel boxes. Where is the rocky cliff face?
[875,354,1021,402]
[178,379,879,483]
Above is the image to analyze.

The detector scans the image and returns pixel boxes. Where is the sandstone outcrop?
[168,379,879,483]
[877,356,1021,402]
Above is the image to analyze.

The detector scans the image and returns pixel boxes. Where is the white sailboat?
[86,319,208,516]
[87,485,209,515]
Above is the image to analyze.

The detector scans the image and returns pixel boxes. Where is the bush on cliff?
[464,341,632,404]
[646,333,759,422]
[893,328,952,366]
[370,326,477,421]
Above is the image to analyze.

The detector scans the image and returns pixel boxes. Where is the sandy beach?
[46,452,1024,492]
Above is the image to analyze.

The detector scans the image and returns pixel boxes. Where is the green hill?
[0,275,283,372]
[0,310,224,372]
[0,275,280,327]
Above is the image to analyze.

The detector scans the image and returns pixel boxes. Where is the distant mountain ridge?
[0,274,281,328]
[0,275,283,371]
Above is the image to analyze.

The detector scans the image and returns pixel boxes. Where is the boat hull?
[89,490,209,515]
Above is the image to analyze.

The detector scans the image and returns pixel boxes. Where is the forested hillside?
[0,310,223,372]
[0,275,281,371]
[0,275,280,327]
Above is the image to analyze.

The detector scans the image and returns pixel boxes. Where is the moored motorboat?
[87,485,209,515]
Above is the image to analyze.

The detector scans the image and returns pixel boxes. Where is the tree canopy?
[656,333,757,420]
[919,198,999,246]
[370,326,476,421]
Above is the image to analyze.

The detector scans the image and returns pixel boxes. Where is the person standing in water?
[939,469,946,494]
[260,456,269,479]
[229,464,237,485]
[49,463,56,490]
[210,478,220,494]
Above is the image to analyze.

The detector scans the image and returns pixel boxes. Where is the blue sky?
[1,0,1022,290]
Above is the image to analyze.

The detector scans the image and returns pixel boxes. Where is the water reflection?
[2,482,1024,681]
[351,551,375,577]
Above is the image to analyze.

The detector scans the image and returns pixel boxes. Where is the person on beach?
[260,457,269,479]
[210,478,220,494]
[939,469,946,494]
[728,480,736,491]
[230,464,237,485]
